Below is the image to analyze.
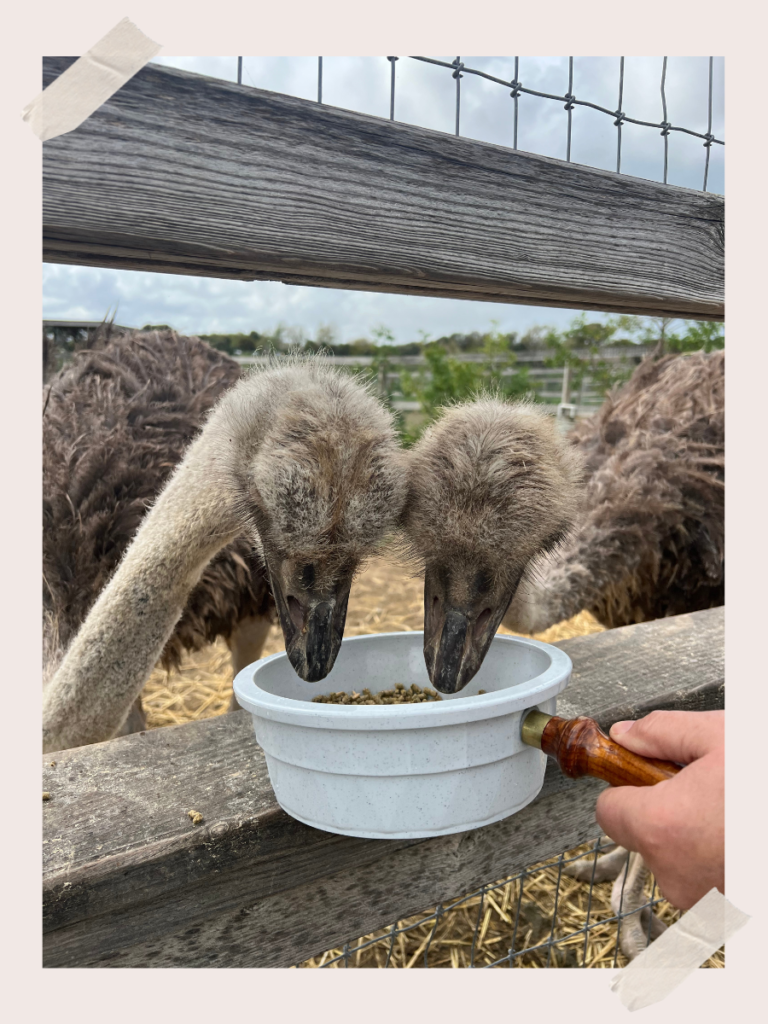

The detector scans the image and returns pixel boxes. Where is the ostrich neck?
[504,533,608,635]
[504,515,651,635]
[42,440,246,753]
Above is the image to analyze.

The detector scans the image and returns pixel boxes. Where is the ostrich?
[400,398,583,695]
[503,350,724,635]
[43,341,406,753]
[401,349,724,958]
[43,327,274,738]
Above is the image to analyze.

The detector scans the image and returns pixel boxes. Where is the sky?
[42,55,724,343]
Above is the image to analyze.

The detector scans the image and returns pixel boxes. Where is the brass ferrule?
[520,709,553,750]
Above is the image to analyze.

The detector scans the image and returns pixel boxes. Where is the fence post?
[557,365,577,431]
[560,365,572,404]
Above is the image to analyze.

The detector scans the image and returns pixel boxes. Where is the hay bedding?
[140,555,723,970]
[298,842,724,969]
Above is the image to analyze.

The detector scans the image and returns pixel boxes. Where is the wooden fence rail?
[43,58,723,321]
[43,607,723,968]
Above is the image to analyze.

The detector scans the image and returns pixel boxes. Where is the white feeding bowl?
[234,631,571,839]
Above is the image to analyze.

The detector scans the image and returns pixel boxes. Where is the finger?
[595,784,662,853]
[608,710,723,765]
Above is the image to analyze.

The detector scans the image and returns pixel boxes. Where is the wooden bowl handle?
[522,712,681,787]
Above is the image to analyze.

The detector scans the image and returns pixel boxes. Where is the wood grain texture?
[540,716,681,786]
[43,58,724,321]
[43,607,723,967]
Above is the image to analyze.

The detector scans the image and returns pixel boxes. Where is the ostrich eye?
[299,563,316,589]
[474,569,493,595]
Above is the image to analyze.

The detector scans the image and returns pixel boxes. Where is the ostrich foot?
[563,841,628,882]
[611,851,667,960]
[564,842,667,960]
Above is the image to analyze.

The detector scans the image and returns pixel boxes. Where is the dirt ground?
[140,554,723,970]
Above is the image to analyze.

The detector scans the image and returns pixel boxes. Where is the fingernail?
[610,720,633,737]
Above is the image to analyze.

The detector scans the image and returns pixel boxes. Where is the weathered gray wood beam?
[43,607,723,968]
[43,58,724,321]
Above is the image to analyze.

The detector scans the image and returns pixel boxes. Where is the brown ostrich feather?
[508,349,724,632]
[43,326,274,676]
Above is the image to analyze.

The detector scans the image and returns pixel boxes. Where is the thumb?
[608,710,723,765]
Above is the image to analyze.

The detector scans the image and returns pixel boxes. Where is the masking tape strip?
[610,888,749,1011]
[22,18,161,142]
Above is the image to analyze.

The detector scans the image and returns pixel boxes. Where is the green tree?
[371,325,396,346]
[515,325,549,351]
[629,316,681,356]
[399,325,535,444]
[544,313,637,400]
[400,346,479,422]
[480,323,535,399]
[200,330,265,356]
[668,320,724,353]
[621,316,724,355]
[315,323,338,349]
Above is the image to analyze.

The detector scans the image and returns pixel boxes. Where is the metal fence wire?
[298,836,723,969]
[241,55,722,193]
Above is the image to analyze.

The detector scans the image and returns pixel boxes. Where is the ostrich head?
[401,399,582,693]
[216,361,406,682]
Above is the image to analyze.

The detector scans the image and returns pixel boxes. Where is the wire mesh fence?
[241,55,723,192]
[299,836,725,969]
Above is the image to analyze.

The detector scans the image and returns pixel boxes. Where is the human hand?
[595,709,724,910]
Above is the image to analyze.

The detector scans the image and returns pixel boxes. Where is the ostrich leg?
[612,851,667,960]
[226,614,275,710]
[115,698,147,736]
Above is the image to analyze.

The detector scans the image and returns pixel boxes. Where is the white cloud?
[44,56,723,340]
[42,263,589,341]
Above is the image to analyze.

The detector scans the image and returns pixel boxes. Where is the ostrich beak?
[269,571,352,683]
[423,567,520,694]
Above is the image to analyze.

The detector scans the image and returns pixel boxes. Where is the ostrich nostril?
[287,595,304,631]
[474,608,492,640]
